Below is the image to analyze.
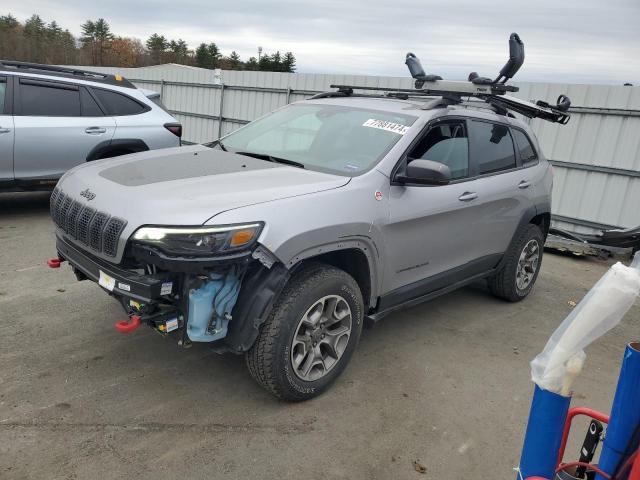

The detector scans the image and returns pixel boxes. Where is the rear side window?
[80,88,104,116]
[471,121,516,175]
[19,80,81,116]
[0,78,6,114]
[409,122,469,180]
[92,88,146,116]
[512,128,538,165]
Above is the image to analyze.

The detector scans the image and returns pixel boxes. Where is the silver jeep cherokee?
[49,40,572,400]
[0,61,181,191]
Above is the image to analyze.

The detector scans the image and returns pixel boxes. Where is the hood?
[56,145,350,261]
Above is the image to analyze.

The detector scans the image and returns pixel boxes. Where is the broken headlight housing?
[131,223,264,256]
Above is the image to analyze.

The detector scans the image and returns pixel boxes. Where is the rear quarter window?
[0,78,6,113]
[92,88,147,116]
[512,128,538,165]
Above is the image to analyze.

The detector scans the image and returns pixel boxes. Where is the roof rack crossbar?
[319,35,571,125]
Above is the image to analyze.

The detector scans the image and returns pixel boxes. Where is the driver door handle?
[518,180,531,189]
[0,127,10,134]
[85,127,107,134]
[458,191,478,202]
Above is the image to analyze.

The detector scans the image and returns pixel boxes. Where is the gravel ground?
[1,191,637,480]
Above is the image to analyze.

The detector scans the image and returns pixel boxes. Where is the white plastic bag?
[531,253,640,394]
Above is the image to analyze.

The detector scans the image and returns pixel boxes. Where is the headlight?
[131,223,263,256]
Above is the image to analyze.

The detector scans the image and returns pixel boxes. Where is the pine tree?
[282,52,296,73]
[23,15,46,61]
[195,43,210,68]
[207,43,220,68]
[245,56,259,71]
[146,33,168,64]
[229,50,241,69]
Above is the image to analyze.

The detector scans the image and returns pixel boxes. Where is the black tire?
[245,263,364,401]
[488,224,544,302]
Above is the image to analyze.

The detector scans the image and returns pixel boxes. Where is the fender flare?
[495,204,547,271]
[86,139,149,161]
[279,236,381,308]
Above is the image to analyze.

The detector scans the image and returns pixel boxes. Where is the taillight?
[164,123,182,138]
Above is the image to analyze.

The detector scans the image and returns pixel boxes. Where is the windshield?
[209,104,417,175]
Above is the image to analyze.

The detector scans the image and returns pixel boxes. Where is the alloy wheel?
[290,295,352,381]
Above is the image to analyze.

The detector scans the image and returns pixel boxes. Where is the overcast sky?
[4,0,639,84]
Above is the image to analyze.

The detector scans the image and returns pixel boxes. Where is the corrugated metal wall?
[71,64,640,233]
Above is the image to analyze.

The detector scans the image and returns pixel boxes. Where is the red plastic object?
[115,315,141,333]
[47,257,62,268]
[629,451,640,480]
[557,407,610,467]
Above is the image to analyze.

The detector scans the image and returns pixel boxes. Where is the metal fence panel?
[67,65,640,233]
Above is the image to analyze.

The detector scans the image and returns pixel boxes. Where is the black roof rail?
[0,60,136,89]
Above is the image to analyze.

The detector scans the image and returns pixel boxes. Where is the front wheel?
[245,264,364,401]
[488,224,544,302]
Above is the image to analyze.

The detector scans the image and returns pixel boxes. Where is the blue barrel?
[518,384,572,480]
[596,342,640,480]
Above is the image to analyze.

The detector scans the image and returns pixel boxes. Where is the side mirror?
[396,159,451,185]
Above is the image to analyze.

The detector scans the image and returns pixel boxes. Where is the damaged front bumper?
[53,234,289,353]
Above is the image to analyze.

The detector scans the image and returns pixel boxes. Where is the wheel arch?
[86,138,149,161]
[284,239,379,311]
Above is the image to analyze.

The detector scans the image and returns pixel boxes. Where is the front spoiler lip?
[56,235,177,303]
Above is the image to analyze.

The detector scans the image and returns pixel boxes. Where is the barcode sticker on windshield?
[362,119,410,135]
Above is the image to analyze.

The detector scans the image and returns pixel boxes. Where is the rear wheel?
[488,224,544,302]
[246,264,364,401]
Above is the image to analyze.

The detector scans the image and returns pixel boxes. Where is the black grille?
[51,188,127,257]
[89,212,109,250]
[65,201,83,238]
[103,218,127,257]
[77,207,96,245]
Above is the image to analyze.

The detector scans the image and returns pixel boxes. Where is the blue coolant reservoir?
[187,267,242,342]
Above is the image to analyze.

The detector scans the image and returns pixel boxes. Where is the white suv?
[0,61,181,191]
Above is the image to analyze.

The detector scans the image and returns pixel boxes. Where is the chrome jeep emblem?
[80,188,96,201]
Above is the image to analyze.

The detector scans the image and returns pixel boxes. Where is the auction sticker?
[98,270,115,292]
[362,118,409,135]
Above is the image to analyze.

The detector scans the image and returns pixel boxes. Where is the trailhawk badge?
[80,188,96,201]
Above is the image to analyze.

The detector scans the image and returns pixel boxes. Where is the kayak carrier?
[313,33,571,124]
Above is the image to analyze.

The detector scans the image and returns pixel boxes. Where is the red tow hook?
[115,315,141,333]
[47,257,63,268]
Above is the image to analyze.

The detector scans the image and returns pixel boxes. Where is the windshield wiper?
[204,139,227,151]
[235,151,305,169]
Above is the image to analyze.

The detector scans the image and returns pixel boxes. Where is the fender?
[272,223,383,303]
[86,139,149,161]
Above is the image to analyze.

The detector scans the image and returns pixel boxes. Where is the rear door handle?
[458,191,478,202]
[0,127,10,134]
[518,180,531,189]
[85,127,107,134]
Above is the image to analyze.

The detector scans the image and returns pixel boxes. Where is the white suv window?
[19,79,81,116]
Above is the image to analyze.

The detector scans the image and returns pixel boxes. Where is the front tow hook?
[115,315,141,333]
[47,257,64,268]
